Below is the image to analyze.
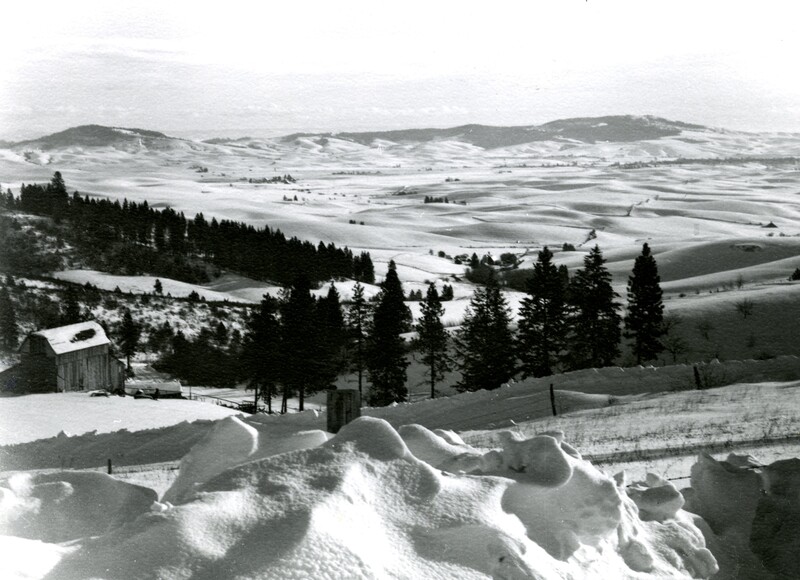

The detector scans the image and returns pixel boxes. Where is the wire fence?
[4,357,798,483]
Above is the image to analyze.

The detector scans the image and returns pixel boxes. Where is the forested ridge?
[0,172,374,286]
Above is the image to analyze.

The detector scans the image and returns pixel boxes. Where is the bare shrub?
[697,320,714,341]
[735,298,755,319]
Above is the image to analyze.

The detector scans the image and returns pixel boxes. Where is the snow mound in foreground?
[163,415,332,504]
[0,471,156,542]
[685,452,800,579]
[33,417,717,579]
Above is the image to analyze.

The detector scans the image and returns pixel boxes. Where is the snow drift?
[3,417,720,579]
[0,471,156,542]
[684,452,800,579]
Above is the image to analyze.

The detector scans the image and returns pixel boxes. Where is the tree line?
[459,243,664,389]
[1,172,375,286]
[0,238,664,409]
[229,244,665,410]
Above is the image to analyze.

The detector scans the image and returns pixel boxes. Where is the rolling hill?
[9,115,707,153]
[11,125,173,150]
[282,115,704,148]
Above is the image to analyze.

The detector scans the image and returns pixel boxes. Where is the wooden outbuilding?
[0,321,126,393]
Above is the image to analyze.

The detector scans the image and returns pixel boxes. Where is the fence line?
[585,433,800,468]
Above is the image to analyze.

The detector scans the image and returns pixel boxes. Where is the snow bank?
[162,416,259,504]
[685,453,800,579]
[526,355,800,398]
[163,416,331,504]
[0,471,156,542]
[22,418,717,579]
[0,536,75,580]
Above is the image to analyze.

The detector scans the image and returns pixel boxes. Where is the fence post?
[550,383,557,416]
[693,365,702,390]
[327,389,361,433]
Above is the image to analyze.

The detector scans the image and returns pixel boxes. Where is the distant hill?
[11,125,173,150]
[283,116,708,149]
[9,115,709,152]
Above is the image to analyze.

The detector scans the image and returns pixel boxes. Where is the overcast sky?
[3,1,799,140]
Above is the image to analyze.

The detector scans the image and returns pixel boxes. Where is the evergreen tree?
[347,282,371,398]
[454,276,516,391]
[625,243,665,364]
[413,283,452,398]
[148,320,174,354]
[154,279,163,295]
[366,260,412,406]
[241,295,282,413]
[354,252,375,284]
[566,245,621,369]
[279,275,318,412]
[213,321,228,346]
[517,247,569,378]
[48,172,69,224]
[50,171,67,197]
[315,284,347,392]
[158,330,189,381]
[0,286,18,351]
[118,308,141,371]
[440,284,454,301]
[60,286,83,326]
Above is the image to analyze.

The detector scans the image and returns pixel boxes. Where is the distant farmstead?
[0,321,126,393]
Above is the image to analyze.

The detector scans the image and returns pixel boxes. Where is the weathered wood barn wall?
[1,321,126,393]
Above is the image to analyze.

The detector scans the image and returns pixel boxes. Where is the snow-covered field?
[3,127,800,295]
[0,393,243,446]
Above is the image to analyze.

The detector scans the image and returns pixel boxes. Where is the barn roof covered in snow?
[31,321,110,355]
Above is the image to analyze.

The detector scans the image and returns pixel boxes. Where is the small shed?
[124,379,183,398]
[1,321,126,393]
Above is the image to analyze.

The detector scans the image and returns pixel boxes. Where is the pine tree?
[316,284,347,392]
[454,277,516,391]
[119,308,141,371]
[566,245,621,369]
[60,286,83,326]
[440,284,454,301]
[279,276,318,412]
[213,321,228,346]
[154,279,163,295]
[347,282,371,398]
[625,243,665,364]
[413,283,452,398]
[49,172,69,224]
[366,260,412,406]
[0,286,19,351]
[354,252,375,284]
[50,171,67,197]
[517,247,568,378]
[241,295,281,413]
[148,320,173,353]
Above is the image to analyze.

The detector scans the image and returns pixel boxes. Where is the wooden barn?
[0,321,126,393]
